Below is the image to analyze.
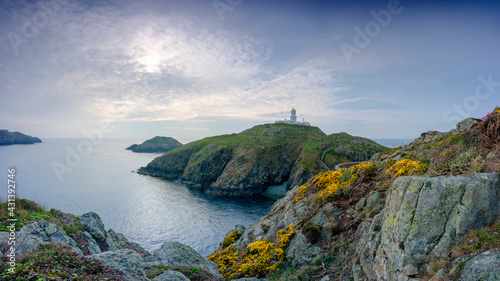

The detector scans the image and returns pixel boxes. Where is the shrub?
[385,159,427,179]
[208,225,296,280]
[0,243,125,280]
[294,184,307,202]
[222,229,243,248]
[316,162,377,204]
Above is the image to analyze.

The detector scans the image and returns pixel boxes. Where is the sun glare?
[141,56,162,73]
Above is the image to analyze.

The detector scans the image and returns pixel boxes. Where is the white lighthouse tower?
[290,108,297,123]
[274,108,311,126]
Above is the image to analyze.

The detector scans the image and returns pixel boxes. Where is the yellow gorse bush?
[294,184,307,202]
[386,159,427,178]
[222,229,243,248]
[208,225,296,280]
[315,162,376,204]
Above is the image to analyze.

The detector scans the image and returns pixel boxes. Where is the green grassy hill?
[138,123,388,196]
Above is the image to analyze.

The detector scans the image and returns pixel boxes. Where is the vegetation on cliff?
[208,107,500,280]
[0,130,41,145]
[138,123,388,196]
[126,136,182,153]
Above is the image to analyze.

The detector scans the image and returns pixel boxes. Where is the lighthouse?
[274,108,311,126]
[290,108,297,123]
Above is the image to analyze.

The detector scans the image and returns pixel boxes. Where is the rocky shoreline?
[0,209,226,280]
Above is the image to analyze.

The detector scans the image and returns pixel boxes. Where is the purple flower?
[469,240,473,243]
[495,232,498,235]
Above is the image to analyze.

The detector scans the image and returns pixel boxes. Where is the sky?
[0,0,499,143]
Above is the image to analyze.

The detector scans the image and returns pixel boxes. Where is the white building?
[275,108,311,126]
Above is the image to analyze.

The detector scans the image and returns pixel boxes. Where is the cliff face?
[126,136,182,153]
[0,129,42,145]
[138,123,388,196]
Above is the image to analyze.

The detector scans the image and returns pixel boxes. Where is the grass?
[450,222,500,259]
[0,198,53,231]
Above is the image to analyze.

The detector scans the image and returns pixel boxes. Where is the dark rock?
[81,231,102,254]
[79,212,106,245]
[127,136,182,153]
[0,129,42,145]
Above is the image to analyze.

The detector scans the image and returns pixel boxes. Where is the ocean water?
[372,138,415,148]
[0,139,274,256]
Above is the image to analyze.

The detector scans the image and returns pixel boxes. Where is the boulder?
[91,249,147,281]
[81,231,102,255]
[13,222,48,257]
[79,212,106,245]
[365,192,381,210]
[458,249,500,281]
[286,232,326,267]
[153,241,221,277]
[356,173,500,280]
[152,269,189,281]
[39,220,77,246]
[451,118,480,136]
[356,198,366,210]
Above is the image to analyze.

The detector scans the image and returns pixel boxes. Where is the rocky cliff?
[0,129,42,145]
[126,136,182,153]
[138,123,388,196]
[208,107,500,280]
[0,199,224,281]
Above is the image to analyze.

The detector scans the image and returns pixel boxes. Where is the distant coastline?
[0,129,42,145]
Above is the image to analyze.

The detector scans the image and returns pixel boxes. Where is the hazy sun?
[140,55,162,73]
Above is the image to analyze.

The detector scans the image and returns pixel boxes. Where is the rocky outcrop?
[153,269,190,281]
[139,124,387,196]
[91,249,147,281]
[151,241,222,278]
[0,129,42,145]
[457,249,500,281]
[126,136,182,153]
[0,208,223,281]
[355,173,500,280]
[0,220,79,257]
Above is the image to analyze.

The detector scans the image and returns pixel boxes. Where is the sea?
[0,139,274,256]
[0,137,413,257]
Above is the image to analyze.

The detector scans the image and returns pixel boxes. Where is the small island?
[126,136,182,153]
[0,129,42,145]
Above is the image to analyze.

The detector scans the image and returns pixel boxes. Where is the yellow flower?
[386,159,427,178]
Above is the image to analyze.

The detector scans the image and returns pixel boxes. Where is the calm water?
[373,138,415,148]
[0,139,274,256]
